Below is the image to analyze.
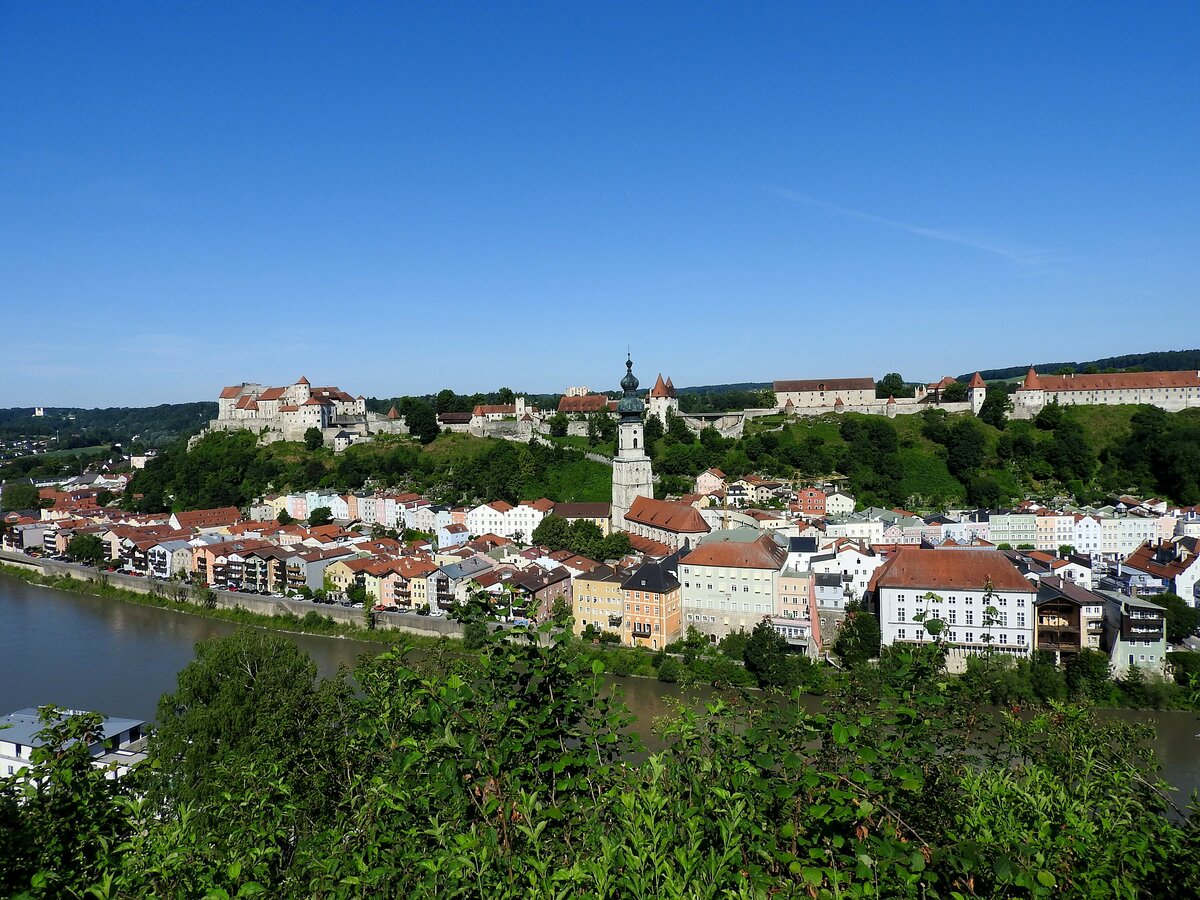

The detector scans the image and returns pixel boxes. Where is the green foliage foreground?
[3,628,1199,899]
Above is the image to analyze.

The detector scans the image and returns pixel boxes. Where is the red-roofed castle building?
[1011,367,1200,418]
[206,376,408,448]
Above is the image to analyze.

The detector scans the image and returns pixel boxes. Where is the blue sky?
[3,2,1197,406]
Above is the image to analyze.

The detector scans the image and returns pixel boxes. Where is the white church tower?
[611,355,655,530]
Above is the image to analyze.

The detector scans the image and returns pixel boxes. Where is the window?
[1016,613,1025,627]
[1000,634,1008,645]
[948,610,957,624]
[966,611,974,625]
[897,607,906,622]
[898,628,907,640]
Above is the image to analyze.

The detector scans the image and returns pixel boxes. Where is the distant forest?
[961,348,1200,382]
[0,403,216,449]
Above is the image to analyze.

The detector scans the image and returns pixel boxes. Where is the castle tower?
[968,372,987,415]
[1014,366,1045,418]
[611,354,655,530]
[646,373,680,424]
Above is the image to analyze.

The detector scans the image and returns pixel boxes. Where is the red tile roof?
[872,548,1034,593]
[625,496,710,534]
[969,372,986,389]
[774,377,874,392]
[220,385,243,399]
[259,387,287,400]
[1022,369,1200,393]
[683,533,787,570]
[557,395,611,413]
[173,507,242,530]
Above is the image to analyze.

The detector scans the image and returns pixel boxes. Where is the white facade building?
[873,548,1037,673]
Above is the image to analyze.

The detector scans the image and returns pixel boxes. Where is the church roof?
[625,496,709,534]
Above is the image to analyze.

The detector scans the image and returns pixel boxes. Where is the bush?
[656,656,682,683]
[463,621,489,651]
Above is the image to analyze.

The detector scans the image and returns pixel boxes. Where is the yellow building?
[573,565,628,637]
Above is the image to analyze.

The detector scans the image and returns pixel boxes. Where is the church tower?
[611,354,655,531]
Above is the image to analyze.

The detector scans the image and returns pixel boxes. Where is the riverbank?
[0,560,453,649]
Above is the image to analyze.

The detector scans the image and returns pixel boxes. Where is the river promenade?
[0,549,463,641]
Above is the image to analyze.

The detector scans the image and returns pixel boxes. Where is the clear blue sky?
[3,2,1197,406]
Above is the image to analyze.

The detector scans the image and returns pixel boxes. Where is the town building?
[551,502,612,536]
[1033,575,1107,664]
[620,557,683,649]
[679,528,788,643]
[871,548,1037,673]
[1,708,146,780]
[573,564,630,638]
[1120,537,1200,606]
[1103,592,1168,677]
[772,568,820,656]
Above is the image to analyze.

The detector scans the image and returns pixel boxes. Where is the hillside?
[124,430,612,513]
[647,400,1200,510]
[960,348,1200,382]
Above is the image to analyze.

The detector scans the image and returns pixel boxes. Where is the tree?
[399,398,440,444]
[597,531,632,560]
[642,412,664,453]
[67,533,107,566]
[462,620,489,650]
[1,480,40,510]
[876,373,914,399]
[531,514,570,550]
[496,387,516,405]
[548,413,569,437]
[148,630,353,818]
[435,388,460,413]
[0,707,129,897]
[276,508,294,525]
[586,410,615,447]
[550,596,572,629]
[832,602,881,667]
[978,382,1010,429]
[1066,648,1113,701]
[304,427,323,451]
[944,420,987,479]
[664,409,692,444]
[743,622,791,688]
[941,381,968,402]
[308,506,333,527]
[95,489,115,507]
[1157,592,1200,644]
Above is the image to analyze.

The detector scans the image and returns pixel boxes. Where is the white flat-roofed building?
[1,708,147,780]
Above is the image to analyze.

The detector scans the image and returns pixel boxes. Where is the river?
[2,572,1197,798]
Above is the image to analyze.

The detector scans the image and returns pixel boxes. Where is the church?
[610,356,711,550]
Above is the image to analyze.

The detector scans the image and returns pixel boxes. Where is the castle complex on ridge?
[201,376,408,449]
